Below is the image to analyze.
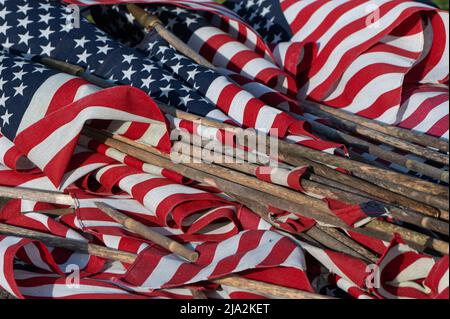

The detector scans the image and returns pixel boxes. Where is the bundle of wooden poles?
[0,4,448,299]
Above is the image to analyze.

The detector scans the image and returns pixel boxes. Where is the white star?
[181,94,194,106]
[158,46,169,55]
[39,13,52,24]
[38,2,53,11]
[40,42,54,56]
[32,66,46,74]
[172,7,186,15]
[246,0,255,9]
[17,3,31,15]
[98,44,112,55]
[13,60,27,68]
[0,94,9,108]
[162,74,174,82]
[96,35,109,43]
[77,50,92,64]
[122,54,136,64]
[122,66,135,80]
[141,76,154,89]
[18,32,32,45]
[74,36,89,49]
[272,33,282,44]
[0,8,11,20]
[2,38,14,50]
[187,69,200,81]
[146,41,156,52]
[0,78,6,90]
[14,83,27,96]
[166,18,178,30]
[1,109,13,126]
[185,17,198,27]
[180,85,191,93]
[143,64,157,73]
[261,5,272,17]
[171,62,183,74]
[60,22,74,32]
[13,70,26,81]
[265,17,275,31]
[0,23,11,35]
[233,3,243,12]
[17,17,32,29]
[159,84,173,98]
[40,26,53,40]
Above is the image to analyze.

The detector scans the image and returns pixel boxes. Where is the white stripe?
[142,184,204,213]
[308,2,428,94]
[0,237,23,295]
[422,12,449,82]
[27,107,154,170]
[228,90,253,125]
[17,73,76,134]
[292,0,349,41]
[205,76,230,105]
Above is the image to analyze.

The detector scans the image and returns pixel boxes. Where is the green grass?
[433,0,449,9]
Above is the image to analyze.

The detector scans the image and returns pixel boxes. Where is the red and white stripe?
[121,229,311,291]
[91,164,240,241]
[66,0,274,59]
[0,134,35,171]
[282,0,448,133]
[373,235,449,299]
[11,71,170,187]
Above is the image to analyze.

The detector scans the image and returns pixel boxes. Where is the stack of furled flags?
[0,0,448,299]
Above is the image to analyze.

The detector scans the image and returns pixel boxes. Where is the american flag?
[0,0,448,300]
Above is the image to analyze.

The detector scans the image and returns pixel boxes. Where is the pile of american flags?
[0,0,448,299]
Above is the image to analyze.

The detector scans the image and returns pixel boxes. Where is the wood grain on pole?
[0,223,332,299]
[37,56,448,206]
[173,139,449,235]
[231,194,376,263]
[159,104,449,202]
[96,202,199,262]
[301,101,449,166]
[214,276,333,299]
[0,186,74,206]
[183,130,446,221]
[301,100,449,154]
[307,117,448,183]
[307,174,446,221]
[83,128,449,255]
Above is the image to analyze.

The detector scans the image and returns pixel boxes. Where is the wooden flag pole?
[0,223,333,299]
[127,4,449,157]
[230,193,378,264]
[161,104,449,202]
[127,4,216,70]
[159,105,449,203]
[301,100,449,154]
[82,128,449,255]
[306,116,448,183]
[172,139,449,235]
[0,186,75,206]
[179,130,449,222]
[95,202,199,263]
[301,101,449,166]
[36,56,449,203]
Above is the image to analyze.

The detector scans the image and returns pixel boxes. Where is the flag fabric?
[0,51,171,187]
[0,0,347,156]
[64,0,449,139]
